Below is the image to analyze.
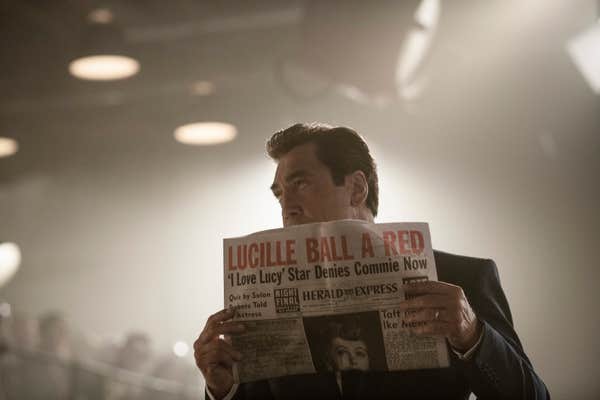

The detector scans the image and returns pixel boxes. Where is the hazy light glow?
[396,0,440,99]
[88,8,114,24]
[415,0,441,29]
[174,122,237,146]
[0,137,18,158]
[173,341,189,357]
[0,243,21,287]
[0,302,11,318]
[69,55,140,81]
[190,81,216,96]
[567,21,600,94]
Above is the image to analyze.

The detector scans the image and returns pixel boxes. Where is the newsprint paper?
[223,220,450,383]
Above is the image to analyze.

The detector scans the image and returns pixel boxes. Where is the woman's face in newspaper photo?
[329,337,370,371]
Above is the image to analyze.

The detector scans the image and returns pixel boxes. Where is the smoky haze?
[1,0,599,398]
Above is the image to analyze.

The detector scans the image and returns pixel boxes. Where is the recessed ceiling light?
[173,341,189,357]
[0,137,18,158]
[88,8,114,24]
[174,122,237,146]
[189,80,216,96]
[0,302,11,318]
[0,242,21,288]
[69,55,140,81]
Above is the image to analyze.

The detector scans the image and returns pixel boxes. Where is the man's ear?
[347,170,369,208]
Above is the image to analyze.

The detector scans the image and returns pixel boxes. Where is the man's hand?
[400,281,482,351]
[194,308,245,400]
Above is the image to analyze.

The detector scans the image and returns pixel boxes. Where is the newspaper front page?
[223,220,449,383]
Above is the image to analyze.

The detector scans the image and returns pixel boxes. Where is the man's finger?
[205,308,236,328]
[198,308,235,343]
[404,281,460,295]
[403,307,454,323]
[199,348,237,371]
[198,321,245,345]
[399,294,450,310]
[408,320,451,336]
[196,338,243,361]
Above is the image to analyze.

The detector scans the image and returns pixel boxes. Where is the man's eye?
[293,179,307,188]
[336,348,349,357]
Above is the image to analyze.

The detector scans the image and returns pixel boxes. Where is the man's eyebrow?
[270,170,311,194]
[284,169,310,183]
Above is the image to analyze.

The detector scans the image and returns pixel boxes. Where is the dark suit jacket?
[227,250,549,400]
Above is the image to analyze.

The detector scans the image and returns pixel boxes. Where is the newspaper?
[223,220,449,383]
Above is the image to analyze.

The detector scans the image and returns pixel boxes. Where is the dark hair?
[266,123,379,216]
[323,318,365,343]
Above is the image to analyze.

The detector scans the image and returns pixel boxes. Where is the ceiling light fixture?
[88,8,114,24]
[190,81,216,96]
[396,0,440,100]
[173,341,189,357]
[0,302,11,318]
[69,55,140,81]
[567,20,600,94]
[174,122,237,146]
[0,242,21,288]
[294,1,437,105]
[0,137,18,158]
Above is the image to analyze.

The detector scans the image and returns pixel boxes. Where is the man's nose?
[280,189,302,221]
[279,188,296,209]
[348,354,357,366]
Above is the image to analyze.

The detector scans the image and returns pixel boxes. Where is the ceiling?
[1,1,597,179]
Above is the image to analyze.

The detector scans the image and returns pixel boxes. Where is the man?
[28,312,73,400]
[194,123,549,399]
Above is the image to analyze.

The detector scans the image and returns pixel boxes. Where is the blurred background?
[0,0,599,399]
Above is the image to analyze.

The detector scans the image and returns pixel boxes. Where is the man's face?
[329,337,370,371]
[271,142,353,227]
